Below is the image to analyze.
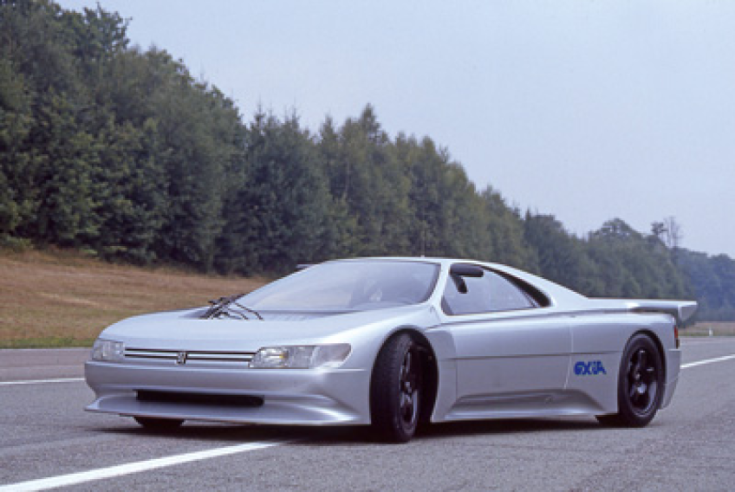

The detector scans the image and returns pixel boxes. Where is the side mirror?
[450,264,484,278]
[449,263,484,294]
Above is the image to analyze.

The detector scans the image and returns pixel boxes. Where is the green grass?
[0,337,98,349]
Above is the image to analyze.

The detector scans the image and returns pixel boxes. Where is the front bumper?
[85,360,371,426]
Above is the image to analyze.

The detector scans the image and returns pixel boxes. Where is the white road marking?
[0,440,289,492]
[681,354,735,369]
[0,377,84,386]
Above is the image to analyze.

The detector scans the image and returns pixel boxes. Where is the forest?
[1,0,734,320]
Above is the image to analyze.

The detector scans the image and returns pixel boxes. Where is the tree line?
[1,0,733,320]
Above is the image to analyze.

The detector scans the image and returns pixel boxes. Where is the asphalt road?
[1,338,734,491]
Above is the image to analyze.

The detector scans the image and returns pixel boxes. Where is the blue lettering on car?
[574,360,607,376]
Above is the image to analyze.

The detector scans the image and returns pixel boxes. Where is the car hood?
[98,304,441,351]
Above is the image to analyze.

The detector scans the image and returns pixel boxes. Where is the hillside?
[0,249,265,348]
[0,248,730,348]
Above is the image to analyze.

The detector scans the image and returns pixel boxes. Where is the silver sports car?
[85,257,697,442]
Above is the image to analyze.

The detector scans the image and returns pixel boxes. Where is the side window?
[442,269,536,315]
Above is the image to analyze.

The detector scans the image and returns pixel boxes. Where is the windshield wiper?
[202,293,263,321]
[231,300,264,320]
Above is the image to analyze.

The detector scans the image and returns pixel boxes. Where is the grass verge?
[681,322,735,337]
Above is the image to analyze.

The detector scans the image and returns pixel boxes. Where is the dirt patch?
[0,249,267,347]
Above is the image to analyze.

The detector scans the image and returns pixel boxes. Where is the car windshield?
[240,260,440,312]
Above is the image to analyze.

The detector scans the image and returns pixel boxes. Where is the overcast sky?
[58,0,735,258]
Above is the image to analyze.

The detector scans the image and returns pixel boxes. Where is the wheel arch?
[597,327,668,427]
[369,327,440,425]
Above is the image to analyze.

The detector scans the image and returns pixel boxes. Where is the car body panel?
[440,312,572,420]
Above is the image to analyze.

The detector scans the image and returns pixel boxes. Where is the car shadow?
[417,417,602,440]
[93,416,604,446]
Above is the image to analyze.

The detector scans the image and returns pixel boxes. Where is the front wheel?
[370,333,422,443]
[134,416,185,430]
[597,334,664,427]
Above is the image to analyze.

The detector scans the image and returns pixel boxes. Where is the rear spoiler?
[626,300,698,325]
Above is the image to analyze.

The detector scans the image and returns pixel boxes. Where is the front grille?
[137,390,263,407]
[124,348,255,364]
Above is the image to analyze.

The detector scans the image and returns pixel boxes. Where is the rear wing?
[626,300,698,325]
[587,299,698,326]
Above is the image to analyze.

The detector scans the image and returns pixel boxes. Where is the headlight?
[91,339,125,362]
[250,344,351,369]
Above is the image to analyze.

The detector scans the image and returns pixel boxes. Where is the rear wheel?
[370,333,422,443]
[597,334,664,427]
[134,416,184,430]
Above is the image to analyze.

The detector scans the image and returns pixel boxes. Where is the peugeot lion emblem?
[176,352,188,365]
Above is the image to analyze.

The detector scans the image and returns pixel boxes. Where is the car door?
[441,267,572,416]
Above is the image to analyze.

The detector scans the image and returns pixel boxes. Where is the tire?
[370,333,422,443]
[134,416,185,430]
[597,334,664,427]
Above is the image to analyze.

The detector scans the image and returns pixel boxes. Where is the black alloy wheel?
[627,347,658,415]
[371,333,422,443]
[597,334,664,427]
[398,345,420,428]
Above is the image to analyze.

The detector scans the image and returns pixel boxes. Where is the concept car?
[85,257,697,442]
